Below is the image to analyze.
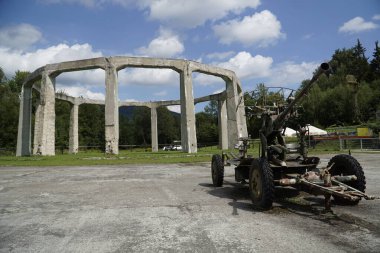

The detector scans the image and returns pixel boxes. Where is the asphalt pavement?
[0,153,379,252]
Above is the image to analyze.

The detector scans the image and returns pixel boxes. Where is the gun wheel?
[328,154,366,205]
[249,158,274,210]
[211,154,224,187]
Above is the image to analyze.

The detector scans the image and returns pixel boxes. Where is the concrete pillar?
[225,77,244,149]
[180,64,197,153]
[69,102,79,154]
[105,63,119,154]
[16,86,33,156]
[151,106,158,152]
[218,99,228,150]
[236,80,248,139]
[34,72,56,155]
[33,101,42,155]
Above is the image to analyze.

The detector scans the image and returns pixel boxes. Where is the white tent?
[284,127,297,137]
[306,124,327,136]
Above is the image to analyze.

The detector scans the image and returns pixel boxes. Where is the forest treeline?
[0,40,379,150]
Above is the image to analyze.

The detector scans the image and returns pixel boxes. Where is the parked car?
[162,141,182,151]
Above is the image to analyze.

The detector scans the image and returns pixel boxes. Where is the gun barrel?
[273,63,330,130]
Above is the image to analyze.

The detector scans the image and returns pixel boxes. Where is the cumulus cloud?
[194,51,272,85]
[40,0,135,8]
[219,51,273,79]
[267,61,319,87]
[206,51,235,60]
[0,23,42,50]
[213,10,285,47]
[56,69,105,87]
[56,86,105,100]
[143,0,261,28]
[0,43,102,77]
[373,14,380,20]
[119,68,179,87]
[41,0,260,28]
[167,105,181,113]
[136,28,184,58]
[338,17,379,34]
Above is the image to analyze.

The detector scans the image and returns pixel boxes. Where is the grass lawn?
[0,142,354,167]
[0,148,220,167]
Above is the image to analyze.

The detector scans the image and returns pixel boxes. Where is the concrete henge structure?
[16,56,247,156]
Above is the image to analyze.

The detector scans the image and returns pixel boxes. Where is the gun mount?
[260,62,331,165]
[210,62,377,211]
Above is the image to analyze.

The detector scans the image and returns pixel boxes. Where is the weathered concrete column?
[225,76,245,149]
[69,101,79,154]
[151,106,158,152]
[218,99,228,150]
[32,101,42,154]
[105,63,119,154]
[16,86,33,156]
[236,81,248,139]
[34,72,56,155]
[180,64,197,153]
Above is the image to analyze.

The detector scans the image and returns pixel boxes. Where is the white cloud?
[194,51,318,91]
[154,90,167,96]
[124,98,139,102]
[213,88,225,94]
[206,51,235,60]
[136,28,184,58]
[372,14,380,20]
[339,17,379,34]
[40,0,135,8]
[0,23,42,50]
[120,68,179,86]
[42,0,261,28]
[142,0,261,28]
[219,51,273,79]
[56,69,105,87]
[167,105,181,113]
[194,73,224,86]
[56,86,105,100]
[194,51,272,86]
[268,61,319,87]
[0,43,102,77]
[213,10,285,47]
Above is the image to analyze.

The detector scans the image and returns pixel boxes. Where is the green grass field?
[0,138,354,167]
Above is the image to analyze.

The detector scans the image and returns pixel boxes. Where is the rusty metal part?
[332,175,357,182]
[323,172,332,211]
[277,178,297,186]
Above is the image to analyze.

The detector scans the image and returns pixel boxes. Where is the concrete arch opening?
[16,56,247,156]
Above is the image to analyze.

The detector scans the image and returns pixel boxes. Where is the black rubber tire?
[211,154,224,187]
[249,158,274,209]
[328,154,366,205]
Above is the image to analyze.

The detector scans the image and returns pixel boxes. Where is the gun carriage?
[211,63,377,210]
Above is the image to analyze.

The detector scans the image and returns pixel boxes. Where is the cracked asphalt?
[0,153,379,252]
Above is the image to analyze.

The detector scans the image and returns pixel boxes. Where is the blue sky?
[0,0,379,112]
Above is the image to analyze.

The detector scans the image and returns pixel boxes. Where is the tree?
[370,41,380,80]
[55,100,71,150]
[157,107,180,144]
[0,84,19,149]
[132,107,151,145]
[204,100,218,118]
[78,104,105,148]
[196,112,218,144]
[0,67,6,83]
[7,71,29,93]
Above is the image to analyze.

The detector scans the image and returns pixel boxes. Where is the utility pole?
[346,75,360,124]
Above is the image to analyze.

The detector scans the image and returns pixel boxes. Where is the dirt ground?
[0,153,379,252]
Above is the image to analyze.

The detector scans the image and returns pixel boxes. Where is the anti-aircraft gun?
[211,63,377,211]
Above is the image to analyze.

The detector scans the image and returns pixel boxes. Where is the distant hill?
[119,106,180,119]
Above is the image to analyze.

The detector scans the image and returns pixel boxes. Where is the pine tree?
[370,41,380,80]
